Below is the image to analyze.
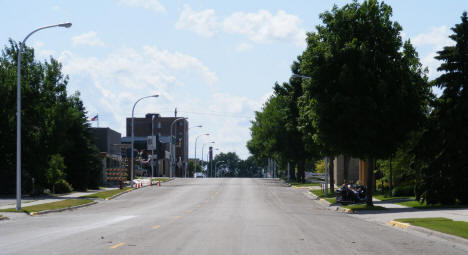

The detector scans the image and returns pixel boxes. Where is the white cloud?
[31,41,56,58]
[410,26,454,79]
[72,31,105,47]
[175,7,306,47]
[175,4,218,37]
[59,46,218,131]
[411,26,452,50]
[118,0,165,13]
[223,10,306,46]
[51,5,61,11]
[236,42,252,52]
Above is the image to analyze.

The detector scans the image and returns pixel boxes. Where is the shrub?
[54,179,73,194]
[392,185,414,197]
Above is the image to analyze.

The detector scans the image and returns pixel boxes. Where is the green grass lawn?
[324,197,337,204]
[0,199,94,214]
[396,217,468,239]
[374,194,415,201]
[397,200,468,209]
[152,177,171,182]
[343,204,386,211]
[290,182,320,187]
[310,189,336,199]
[81,187,132,199]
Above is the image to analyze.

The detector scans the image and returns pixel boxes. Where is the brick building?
[123,113,189,177]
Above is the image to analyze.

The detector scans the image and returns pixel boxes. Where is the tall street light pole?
[131,95,158,184]
[186,125,202,178]
[211,148,219,177]
[151,115,155,181]
[16,22,72,211]
[194,133,209,176]
[202,141,214,176]
[170,117,187,178]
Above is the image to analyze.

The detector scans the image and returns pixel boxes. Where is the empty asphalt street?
[1,178,467,255]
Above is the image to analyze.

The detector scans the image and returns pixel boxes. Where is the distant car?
[194,172,205,178]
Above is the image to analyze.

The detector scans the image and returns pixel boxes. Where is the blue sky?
[1,0,466,159]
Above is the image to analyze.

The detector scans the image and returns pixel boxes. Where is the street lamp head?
[151,94,159,98]
[204,133,210,136]
[59,22,72,28]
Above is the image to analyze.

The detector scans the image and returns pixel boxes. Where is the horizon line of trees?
[247,0,468,206]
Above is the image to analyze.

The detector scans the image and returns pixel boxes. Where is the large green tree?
[299,0,429,205]
[248,61,321,182]
[415,12,468,204]
[0,40,101,193]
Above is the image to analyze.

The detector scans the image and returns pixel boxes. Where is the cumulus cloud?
[118,0,165,13]
[58,46,263,158]
[175,6,306,47]
[175,4,218,37]
[72,31,105,47]
[411,26,452,50]
[410,26,454,79]
[223,10,306,46]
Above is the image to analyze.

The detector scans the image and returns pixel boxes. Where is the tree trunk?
[297,160,305,183]
[289,162,296,181]
[389,155,393,193]
[366,157,375,206]
[328,157,334,193]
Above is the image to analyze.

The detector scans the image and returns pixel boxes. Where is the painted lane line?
[110,242,125,249]
[152,225,161,229]
[174,216,181,220]
[187,210,193,213]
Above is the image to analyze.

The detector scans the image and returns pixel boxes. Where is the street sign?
[147,136,156,150]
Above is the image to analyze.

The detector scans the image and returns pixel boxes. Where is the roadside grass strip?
[310,189,335,199]
[151,177,171,182]
[81,187,132,199]
[374,194,415,201]
[290,182,320,188]
[0,199,94,214]
[310,189,338,205]
[397,200,468,209]
[342,204,386,212]
[394,217,468,239]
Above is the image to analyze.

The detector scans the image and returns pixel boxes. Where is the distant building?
[90,127,122,184]
[123,113,189,178]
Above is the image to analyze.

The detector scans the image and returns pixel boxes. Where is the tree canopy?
[0,40,101,194]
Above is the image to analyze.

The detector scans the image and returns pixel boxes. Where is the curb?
[29,201,98,216]
[305,191,353,213]
[387,220,468,246]
[105,188,134,200]
[387,220,410,229]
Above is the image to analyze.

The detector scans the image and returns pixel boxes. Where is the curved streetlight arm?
[131,94,158,184]
[16,22,72,211]
[194,133,209,175]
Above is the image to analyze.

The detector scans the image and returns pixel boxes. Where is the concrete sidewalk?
[0,187,119,210]
[348,199,468,224]
[0,177,171,211]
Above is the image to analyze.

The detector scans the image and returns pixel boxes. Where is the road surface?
[1,178,467,254]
